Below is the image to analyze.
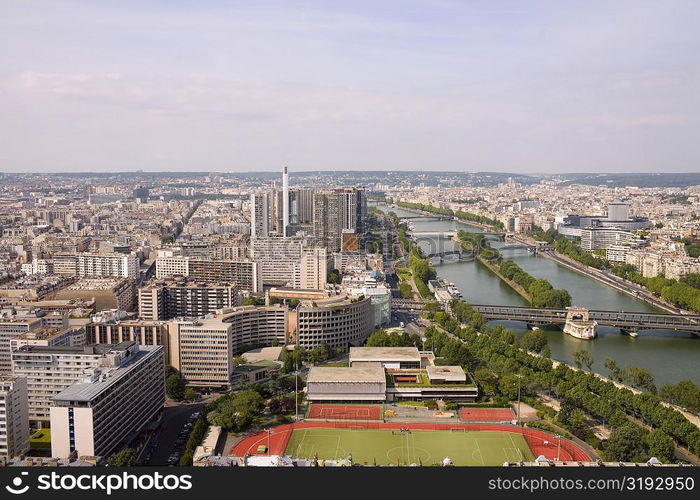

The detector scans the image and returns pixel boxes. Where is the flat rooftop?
[15,340,137,355]
[426,365,467,382]
[307,364,385,384]
[53,345,162,403]
[349,346,421,363]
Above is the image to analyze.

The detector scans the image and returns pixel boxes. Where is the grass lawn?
[30,429,51,449]
[284,428,533,466]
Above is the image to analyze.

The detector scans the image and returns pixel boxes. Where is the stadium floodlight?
[554,434,562,461]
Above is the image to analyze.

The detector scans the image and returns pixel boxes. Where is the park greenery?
[498,260,572,308]
[426,299,700,462]
[365,328,422,348]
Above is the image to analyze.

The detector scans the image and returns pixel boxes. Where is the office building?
[293,295,373,351]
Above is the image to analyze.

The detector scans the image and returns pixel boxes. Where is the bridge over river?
[472,304,700,336]
[391,299,700,336]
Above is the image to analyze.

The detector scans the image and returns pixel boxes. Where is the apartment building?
[50,343,164,459]
[0,316,42,374]
[293,247,328,290]
[251,237,304,286]
[156,256,261,293]
[138,279,240,320]
[0,376,29,458]
[54,253,139,279]
[11,343,146,425]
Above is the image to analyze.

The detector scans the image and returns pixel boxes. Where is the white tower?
[282,166,290,237]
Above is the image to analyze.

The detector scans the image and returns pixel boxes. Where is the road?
[509,235,682,314]
[146,403,203,466]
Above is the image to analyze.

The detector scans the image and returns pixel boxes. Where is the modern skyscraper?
[283,166,290,237]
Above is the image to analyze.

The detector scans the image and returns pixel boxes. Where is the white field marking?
[474,437,486,466]
[507,433,524,462]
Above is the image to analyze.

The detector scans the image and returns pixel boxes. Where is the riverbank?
[384,202,499,232]
[476,254,532,302]
[538,250,676,313]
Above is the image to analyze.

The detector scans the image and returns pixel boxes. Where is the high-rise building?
[0,376,29,458]
[313,192,341,251]
[251,237,305,286]
[53,253,139,279]
[167,306,287,388]
[0,316,43,374]
[283,166,290,237]
[294,247,328,290]
[250,192,269,238]
[49,343,164,459]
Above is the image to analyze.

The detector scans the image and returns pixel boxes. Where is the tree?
[183,387,199,402]
[604,358,620,380]
[498,373,521,401]
[646,429,675,463]
[108,448,137,466]
[327,269,341,284]
[604,424,648,462]
[232,355,247,367]
[206,389,264,432]
[572,349,593,371]
[520,329,548,353]
[399,282,413,299]
[309,341,331,365]
[166,373,185,400]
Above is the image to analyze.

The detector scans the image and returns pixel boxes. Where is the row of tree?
[430,300,700,461]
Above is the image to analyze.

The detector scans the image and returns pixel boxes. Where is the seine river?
[373,202,700,386]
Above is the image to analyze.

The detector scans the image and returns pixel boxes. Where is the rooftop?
[53,345,162,403]
[426,365,467,382]
[349,346,421,362]
[307,364,385,384]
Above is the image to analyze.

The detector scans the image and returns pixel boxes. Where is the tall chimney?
[282,166,289,237]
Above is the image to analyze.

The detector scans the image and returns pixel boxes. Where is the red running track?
[459,407,515,422]
[230,421,592,462]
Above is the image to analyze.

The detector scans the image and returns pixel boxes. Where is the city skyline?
[2,0,699,174]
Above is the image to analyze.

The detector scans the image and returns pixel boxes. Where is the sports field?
[284,427,534,466]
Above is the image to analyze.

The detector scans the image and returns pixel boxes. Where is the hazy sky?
[2,0,699,173]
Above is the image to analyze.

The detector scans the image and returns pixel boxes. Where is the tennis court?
[306,404,383,420]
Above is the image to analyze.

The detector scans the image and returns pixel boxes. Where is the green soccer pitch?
[284,428,535,466]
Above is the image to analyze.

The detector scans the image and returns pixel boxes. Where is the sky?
[1,0,699,174]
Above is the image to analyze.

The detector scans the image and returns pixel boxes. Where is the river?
[374,201,700,386]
